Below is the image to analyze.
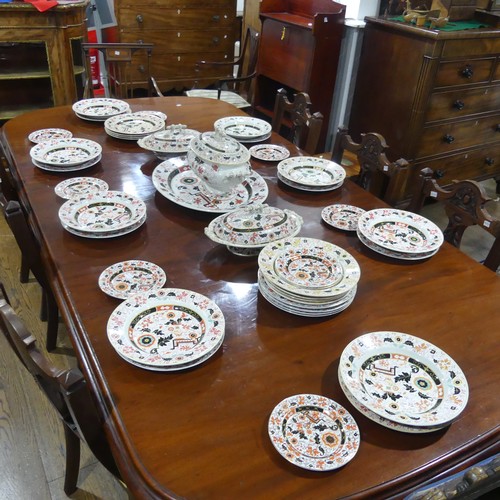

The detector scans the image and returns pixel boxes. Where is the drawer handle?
[136,14,143,24]
[138,65,145,74]
[443,134,455,144]
[485,157,495,166]
[453,100,465,110]
[212,15,220,22]
[461,66,473,79]
[212,36,220,45]
[434,169,445,179]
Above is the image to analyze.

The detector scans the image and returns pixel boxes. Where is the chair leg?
[20,254,30,283]
[63,425,81,496]
[40,288,48,322]
[45,291,59,352]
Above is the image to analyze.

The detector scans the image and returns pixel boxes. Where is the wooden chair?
[0,283,122,496]
[331,127,409,206]
[3,200,59,351]
[271,88,324,155]
[186,26,261,109]
[82,42,156,99]
[407,167,500,272]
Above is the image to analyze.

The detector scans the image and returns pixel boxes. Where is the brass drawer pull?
[461,65,473,79]
[434,169,445,179]
[485,157,495,166]
[136,14,143,24]
[212,15,220,22]
[453,100,465,110]
[443,134,455,144]
[138,65,145,74]
[212,36,220,45]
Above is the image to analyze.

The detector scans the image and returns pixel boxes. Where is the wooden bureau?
[348,17,500,203]
[112,0,236,92]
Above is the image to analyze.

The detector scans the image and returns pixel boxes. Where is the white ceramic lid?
[189,129,251,165]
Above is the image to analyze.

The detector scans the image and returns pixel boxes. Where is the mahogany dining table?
[1,96,499,499]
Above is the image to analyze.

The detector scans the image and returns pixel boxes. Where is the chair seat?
[185,89,251,109]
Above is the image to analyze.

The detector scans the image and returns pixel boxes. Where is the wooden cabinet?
[112,0,237,92]
[253,0,346,152]
[0,1,88,124]
[348,17,500,203]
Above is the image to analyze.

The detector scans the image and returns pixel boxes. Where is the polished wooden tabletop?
[2,97,499,500]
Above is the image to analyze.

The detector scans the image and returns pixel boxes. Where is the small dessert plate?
[98,260,167,299]
[322,204,366,231]
[249,144,290,162]
[28,128,73,144]
[54,177,109,200]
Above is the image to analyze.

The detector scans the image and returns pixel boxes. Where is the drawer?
[426,85,500,122]
[434,57,494,88]
[442,38,500,58]
[120,29,234,53]
[418,114,500,158]
[118,7,234,29]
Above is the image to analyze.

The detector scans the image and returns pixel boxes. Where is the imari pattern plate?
[214,116,271,140]
[268,394,360,471]
[249,144,290,162]
[322,204,366,232]
[277,157,346,188]
[105,112,165,138]
[30,138,102,167]
[98,260,167,299]
[107,288,225,369]
[54,177,109,199]
[338,331,469,427]
[357,209,444,254]
[72,98,130,119]
[28,128,73,144]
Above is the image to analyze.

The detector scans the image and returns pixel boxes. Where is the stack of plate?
[138,124,200,159]
[107,288,225,371]
[214,116,272,143]
[257,237,361,317]
[72,98,131,121]
[277,156,346,192]
[104,111,165,140]
[356,208,444,260]
[58,190,146,238]
[30,138,102,172]
[338,331,469,433]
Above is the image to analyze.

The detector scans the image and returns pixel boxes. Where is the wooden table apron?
[2,97,499,500]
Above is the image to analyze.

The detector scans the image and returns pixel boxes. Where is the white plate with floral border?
[30,138,102,167]
[28,128,73,144]
[72,98,130,119]
[338,331,469,427]
[214,116,271,140]
[277,156,346,188]
[268,394,360,471]
[107,288,225,369]
[98,260,167,299]
[55,177,109,199]
[322,204,366,232]
[249,144,290,162]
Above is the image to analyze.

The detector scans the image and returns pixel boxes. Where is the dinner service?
[322,204,366,232]
[277,156,346,191]
[357,208,444,259]
[152,156,268,213]
[138,124,200,158]
[58,190,147,238]
[105,112,166,140]
[72,97,131,121]
[107,288,225,370]
[28,128,73,144]
[268,393,360,471]
[249,144,290,161]
[214,116,272,142]
[187,129,252,195]
[30,138,102,169]
[338,331,469,428]
[204,204,303,256]
[54,177,109,199]
[98,260,167,299]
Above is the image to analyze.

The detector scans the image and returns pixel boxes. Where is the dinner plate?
[61,214,146,239]
[277,171,344,192]
[30,138,102,167]
[107,288,225,369]
[105,112,165,139]
[322,204,366,231]
[338,331,469,427]
[98,260,167,299]
[357,208,444,254]
[214,116,271,140]
[54,177,109,199]
[277,156,346,188]
[268,394,360,471]
[152,156,269,213]
[33,154,102,173]
[72,97,130,119]
[58,190,147,234]
[249,144,290,161]
[28,128,73,144]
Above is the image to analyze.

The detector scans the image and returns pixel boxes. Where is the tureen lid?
[205,204,303,248]
[189,129,251,166]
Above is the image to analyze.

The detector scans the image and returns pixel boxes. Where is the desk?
[1,97,499,499]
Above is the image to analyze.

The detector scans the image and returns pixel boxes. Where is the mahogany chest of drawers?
[113,0,236,92]
[348,17,500,203]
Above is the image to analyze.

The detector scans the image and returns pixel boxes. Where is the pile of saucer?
[338,331,469,433]
[58,190,146,238]
[257,236,361,317]
[72,97,130,121]
[138,124,200,159]
[30,138,102,172]
[214,116,272,143]
[104,111,165,140]
[277,156,346,192]
[107,288,225,371]
[356,208,444,261]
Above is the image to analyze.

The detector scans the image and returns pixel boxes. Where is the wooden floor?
[0,177,498,499]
